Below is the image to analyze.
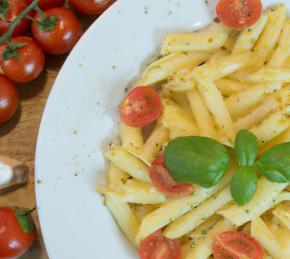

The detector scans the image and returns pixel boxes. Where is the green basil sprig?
[256,142,290,183]
[164,129,289,206]
[164,136,231,188]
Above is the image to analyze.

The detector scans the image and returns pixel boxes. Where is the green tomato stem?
[34,5,47,21]
[0,0,39,45]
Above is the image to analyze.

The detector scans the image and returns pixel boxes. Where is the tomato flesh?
[120,86,162,128]
[213,231,264,259]
[68,0,115,15]
[0,0,31,37]
[0,75,18,124]
[216,0,262,29]
[140,230,181,259]
[149,154,193,198]
[0,36,45,83]
[0,208,35,259]
[31,7,83,55]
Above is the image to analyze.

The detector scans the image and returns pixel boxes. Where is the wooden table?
[0,14,95,259]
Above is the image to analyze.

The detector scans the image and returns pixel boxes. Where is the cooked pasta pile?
[99,4,289,259]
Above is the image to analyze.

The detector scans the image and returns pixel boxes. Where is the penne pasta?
[136,171,232,244]
[182,219,235,259]
[232,15,268,54]
[138,52,211,86]
[105,192,139,246]
[195,52,253,81]
[260,128,290,153]
[218,177,288,226]
[272,202,290,230]
[216,78,251,96]
[161,23,230,55]
[104,144,151,182]
[138,124,169,164]
[250,105,290,145]
[235,86,290,130]
[232,68,290,84]
[120,122,144,153]
[251,217,284,259]
[225,82,283,119]
[186,88,218,139]
[253,4,286,68]
[164,186,232,239]
[193,68,235,143]
[160,98,199,139]
[268,20,290,68]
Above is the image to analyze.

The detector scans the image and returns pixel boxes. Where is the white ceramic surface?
[35,1,288,258]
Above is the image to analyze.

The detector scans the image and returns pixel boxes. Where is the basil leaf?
[234,130,258,166]
[231,166,257,205]
[164,136,231,188]
[256,142,290,183]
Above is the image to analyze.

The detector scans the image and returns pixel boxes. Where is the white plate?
[35,0,287,258]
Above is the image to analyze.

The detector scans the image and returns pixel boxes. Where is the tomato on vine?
[0,207,35,258]
[38,0,65,10]
[0,75,18,124]
[0,0,31,37]
[0,36,45,83]
[31,7,83,54]
[68,0,115,15]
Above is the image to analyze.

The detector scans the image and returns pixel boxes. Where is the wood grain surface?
[0,14,95,259]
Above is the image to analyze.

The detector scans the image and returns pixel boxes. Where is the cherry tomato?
[213,231,264,259]
[0,75,18,124]
[0,0,31,37]
[149,154,193,198]
[0,36,45,83]
[140,230,181,259]
[38,0,65,9]
[68,0,115,15]
[216,0,262,29]
[31,7,82,55]
[0,207,35,259]
[120,86,162,128]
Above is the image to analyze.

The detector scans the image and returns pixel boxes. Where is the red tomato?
[216,0,262,29]
[38,0,65,9]
[213,231,264,259]
[0,207,35,259]
[0,75,18,124]
[68,0,115,15]
[149,154,193,198]
[120,87,162,128]
[31,7,83,55]
[140,230,181,259]
[0,36,45,83]
[0,0,31,37]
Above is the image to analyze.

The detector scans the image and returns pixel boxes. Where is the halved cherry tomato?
[31,7,83,55]
[120,86,162,128]
[68,0,115,15]
[0,207,35,259]
[216,0,262,29]
[0,36,45,83]
[213,231,264,259]
[140,230,181,259]
[0,75,18,124]
[0,0,31,37]
[149,154,193,198]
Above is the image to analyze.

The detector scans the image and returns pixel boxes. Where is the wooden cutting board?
[0,14,95,259]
